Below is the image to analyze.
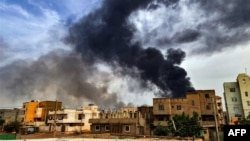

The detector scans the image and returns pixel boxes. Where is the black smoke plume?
[66,0,195,97]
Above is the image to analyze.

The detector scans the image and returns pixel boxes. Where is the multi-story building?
[153,92,201,127]
[223,73,250,124]
[35,101,62,124]
[137,106,153,135]
[153,90,221,141]
[0,108,21,124]
[216,96,225,126]
[20,100,39,126]
[45,104,99,133]
[19,100,62,126]
[89,106,150,135]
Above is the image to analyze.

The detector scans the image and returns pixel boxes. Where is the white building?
[223,73,250,124]
[41,104,99,133]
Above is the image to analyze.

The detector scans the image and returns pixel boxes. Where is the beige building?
[153,90,221,141]
[223,73,250,124]
[0,109,21,124]
[153,92,201,127]
[44,104,99,133]
[216,96,225,126]
[89,107,151,135]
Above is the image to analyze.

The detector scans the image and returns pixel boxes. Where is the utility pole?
[53,100,57,138]
[212,96,220,141]
[169,99,176,131]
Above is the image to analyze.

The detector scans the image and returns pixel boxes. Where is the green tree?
[168,112,202,137]
[0,119,5,126]
[3,121,21,133]
[154,124,169,136]
[238,113,250,125]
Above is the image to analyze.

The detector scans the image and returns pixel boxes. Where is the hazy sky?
[0,0,249,109]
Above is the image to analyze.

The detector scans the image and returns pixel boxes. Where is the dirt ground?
[19,132,115,139]
[18,133,203,141]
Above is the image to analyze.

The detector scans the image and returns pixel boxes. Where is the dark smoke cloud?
[66,0,195,97]
[0,49,127,108]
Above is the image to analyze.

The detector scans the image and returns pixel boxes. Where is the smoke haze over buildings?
[0,0,249,108]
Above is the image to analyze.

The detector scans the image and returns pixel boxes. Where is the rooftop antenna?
[245,68,248,74]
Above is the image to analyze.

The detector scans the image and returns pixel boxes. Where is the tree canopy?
[168,112,202,137]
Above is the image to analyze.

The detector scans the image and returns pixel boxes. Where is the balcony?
[202,121,215,127]
[89,118,139,124]
[47,119,82,124]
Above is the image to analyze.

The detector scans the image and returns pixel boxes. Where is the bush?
[3,121,21,133]
[154,124,169,136]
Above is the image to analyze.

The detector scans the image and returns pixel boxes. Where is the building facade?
[223,73,250,124]
[89,107,149,136]
[44,104,99,133]
[0,109,21,124]
[153,90,221,141]
[153,92,201,127]
[19,100,62,126]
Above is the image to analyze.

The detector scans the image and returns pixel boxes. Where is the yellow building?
[20,100,62,126]
[223,73,250,124]
[20,100,39,126]
[36,101,62,122]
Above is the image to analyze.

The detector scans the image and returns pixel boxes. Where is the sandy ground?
[19,132,114,139]
[17,133,203,141]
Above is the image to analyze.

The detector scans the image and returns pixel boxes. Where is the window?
[245,92,248,97]
[158,116,164,121]
[78,114,85,120]
[92,113,97,117]
[243,79,246,84]
[105,125,110,131]
[247,101,250,106]
[233,107,240,117]
[232,97,237,102]
[159,104,164,110]
[205,94,210,98]
[177,105,181,110]
[124,125,130,132]
[230,88,236,92]
[134,113,137,118]
[206,104,211,110]
[95,125,100,131]
[192,100,195,106]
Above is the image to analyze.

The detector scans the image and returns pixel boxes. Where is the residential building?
[223,73,250,124]
[216,96,225,126]
[89,107,149,135]
[137,106,153,135]
[153,90,221,141]
[20,100,39,126]
[44,104,99,133]
[153,92,201,127]
[0,108,21,124]
[19,100,62,126]
[35,101,62,125]
[0,108,21,131]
